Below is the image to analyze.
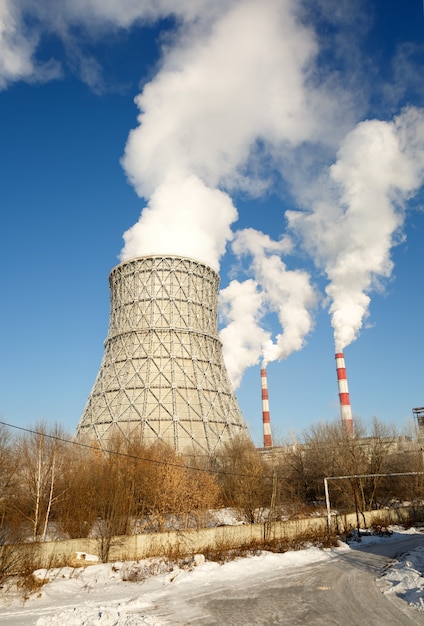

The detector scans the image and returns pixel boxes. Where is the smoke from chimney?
[119,1,324,384]
[287,108,424,361]
[219,229,317,387]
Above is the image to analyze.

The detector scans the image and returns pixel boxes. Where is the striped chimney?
[260,367,273,448]
[335,352,354,436]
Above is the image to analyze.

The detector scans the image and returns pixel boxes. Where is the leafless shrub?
[55,446,100,539]
[0,540,40,589]
[215,436,271,523]
[126,440,221,532]
[120,557,175,582]
[201,525,338,564]
[15,553,48,599]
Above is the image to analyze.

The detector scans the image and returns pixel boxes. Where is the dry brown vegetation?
[0,417,423,586]
[275,417,424,514]
[202,528,339,565]
[215,436,271,523]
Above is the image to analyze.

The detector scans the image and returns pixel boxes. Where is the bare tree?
[0,424,26,584]
[272,444,309,514]
[14,423,67,541]
[55,445,100,539]
[294,419,367,511]
[133,442,220,531]
[91,437,136,562]
[358,417,398,509]
[216,436,271,523]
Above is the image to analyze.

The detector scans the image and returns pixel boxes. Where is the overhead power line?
[0,420,273,481]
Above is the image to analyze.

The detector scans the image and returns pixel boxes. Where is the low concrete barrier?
[30,505,423,568]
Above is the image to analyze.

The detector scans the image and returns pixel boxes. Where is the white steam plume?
[7,0,424,388]
[288,106,424,352]
[219,279,269,388]
[119,0,324,269]
[1,0,359,390]
[221,229,317,378]
[121,174,237,271]
[0,0,60,88]
[0,0,231,89]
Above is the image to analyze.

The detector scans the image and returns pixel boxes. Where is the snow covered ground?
[376,528,424,611]
[0,526,423,625]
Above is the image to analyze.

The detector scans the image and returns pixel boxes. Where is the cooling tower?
[335,352,354,436]
[260,368,273,448]
[75,255,250,454]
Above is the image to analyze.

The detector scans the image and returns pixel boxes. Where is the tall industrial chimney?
[335,352,354,435]
[75,255,251,454]
[260,367,273,448]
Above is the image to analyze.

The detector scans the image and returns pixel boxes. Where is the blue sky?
[0,0,423,445]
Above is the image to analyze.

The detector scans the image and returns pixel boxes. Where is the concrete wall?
[31,505,423,568]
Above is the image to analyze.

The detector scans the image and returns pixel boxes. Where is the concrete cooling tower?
[75,255,251,455]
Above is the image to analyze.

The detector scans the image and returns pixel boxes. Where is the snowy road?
[152,535,424,625]
[1,532,423,625]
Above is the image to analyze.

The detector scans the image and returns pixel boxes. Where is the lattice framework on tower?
[75,256,250,454]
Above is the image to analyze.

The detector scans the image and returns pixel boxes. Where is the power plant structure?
[335,352,354,435]
[413,406,424,442]
[260,367,273,448]
[74,255,251,455]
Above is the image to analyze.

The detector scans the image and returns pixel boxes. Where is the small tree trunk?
[265,470,277,542]
[42,451,56,542]
[33,444,43,541]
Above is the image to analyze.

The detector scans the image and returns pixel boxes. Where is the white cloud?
[59,0,234,27]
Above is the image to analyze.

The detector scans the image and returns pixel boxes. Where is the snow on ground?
[0,548,340,625]
[0,527,423,625]
[375,527,424,611]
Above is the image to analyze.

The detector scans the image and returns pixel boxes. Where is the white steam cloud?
[288,106,424,352]
[223,229,317,380]
[0,0,231,90]
[3,0,424,388]
[117,0,333,381]
[120,0,321,269]
[121,174,237,271]
[220,279,269,388]
[0,0,60,88]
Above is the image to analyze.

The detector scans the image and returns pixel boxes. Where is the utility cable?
[0,419,274,481]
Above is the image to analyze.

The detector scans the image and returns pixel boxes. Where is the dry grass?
[16,567,48,599]
[202,528,338,564]
[0,542,70,600]
[120,554,206,582]
[120,557,176,582]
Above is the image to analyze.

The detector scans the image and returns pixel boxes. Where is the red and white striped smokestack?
[260,367,273,448]
[335,352,354,436]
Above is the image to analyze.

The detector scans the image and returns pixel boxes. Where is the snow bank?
[379,542,424,611]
